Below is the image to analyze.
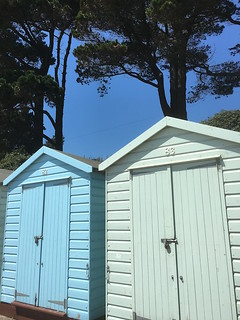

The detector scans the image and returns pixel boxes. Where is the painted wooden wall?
[104,127,240,319]
[1,154,105,320]
[0,186,7,281]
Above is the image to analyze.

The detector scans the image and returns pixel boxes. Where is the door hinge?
[48,299,67,309]
[15,290,30,298]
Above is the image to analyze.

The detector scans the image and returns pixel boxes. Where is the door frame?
[130,158,236,319]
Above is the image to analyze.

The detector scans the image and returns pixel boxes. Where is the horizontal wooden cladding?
[70,213,89,222]
[224,158,240,171]
[107,304,132,319]
[231,246,240,259]
[108,231,131,241]
[226,195,240,207]
[68,288,88,301]
[230,234,240,246]
[67,308,88,320]
[237,301,240,315]
[108,191,130,202]
[236,287,240,300]
[108,293,132,308]
[233,260,240,273]
[108,221,130,231]
[107,171,129,183]
[108,272,132,285]
[71,194,90,204]
[68,297,88,311]
[8,194,21,202]
[107,241,131,251]
[224,170,240,183]
[108,283,132,297]
[108,261,131,274]
[108,211,130,221]
[68,278,89,291]
[71,185,89,196]
[225,182,240,194]
[108,181,130,192]
[228,208,240,220]
[132,128,209,152]
[7,201,20,210]
[235,273,240,286]
[229,221,240,232]
[107,201,130,211]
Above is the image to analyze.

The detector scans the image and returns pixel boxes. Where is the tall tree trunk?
[156,36,188,120]
[55,98,64,151]
[169,56,187,120]
[55,32,72,151]
[33,99,44,151]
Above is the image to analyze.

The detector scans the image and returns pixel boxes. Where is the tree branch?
[193,64,240,77]
[121,65,158,88]
[43,110,56,129]
[55,29,65,86]
[61,32,73,92]
[43,133,54,144]
[228,16,240,26]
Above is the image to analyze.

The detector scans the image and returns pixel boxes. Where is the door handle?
[161,238,178,249]
[34,235,43,245]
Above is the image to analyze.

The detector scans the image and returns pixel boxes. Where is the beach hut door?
[132,162,234,320]
[16,180,69,312]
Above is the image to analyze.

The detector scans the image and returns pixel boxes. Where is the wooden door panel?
[172,162,235,320]
[38,180,69,311]
[132,167,179,320]
[16,183,44,305]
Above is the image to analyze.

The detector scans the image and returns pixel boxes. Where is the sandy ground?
[0,317,13,320]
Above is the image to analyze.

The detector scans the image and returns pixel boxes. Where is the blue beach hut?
[1,147,105,320]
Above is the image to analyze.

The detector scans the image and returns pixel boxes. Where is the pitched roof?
[99,116,240,171]
[59,151,100,168]
[4,147,99,186]
[0,169,13,185]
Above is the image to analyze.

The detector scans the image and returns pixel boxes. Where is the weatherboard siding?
[89,172,105,319]
[1,153,105,320]
[105,127,240,319]
[0,186,8,280]
[68,172,91,320]
[224,157,240,318]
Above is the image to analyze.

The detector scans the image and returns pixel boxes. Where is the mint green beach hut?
[99,117,240,320]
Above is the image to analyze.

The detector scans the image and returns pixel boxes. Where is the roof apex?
[99,116,240,171]
[3,146,97,186]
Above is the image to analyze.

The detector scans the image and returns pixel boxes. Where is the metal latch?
[161,238,178,249]
[34,235,43,245]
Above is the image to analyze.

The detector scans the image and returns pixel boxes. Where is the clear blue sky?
[45,23,240,160]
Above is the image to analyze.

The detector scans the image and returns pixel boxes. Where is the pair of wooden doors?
[132,161,235,320]
[15,180,69,312]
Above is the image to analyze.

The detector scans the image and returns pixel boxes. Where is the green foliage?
[201,109,240,132]
[0,149,30,170]
[74,0,239,119]
[0,0,79,153]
